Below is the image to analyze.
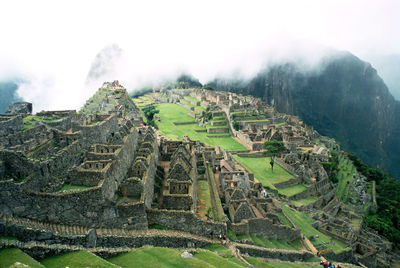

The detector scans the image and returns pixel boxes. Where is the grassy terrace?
[197,180,211,218]
[0,248,45,268]
[281,204,349,253]
[42,250,117,268]
[233,156,292,190]
[336,154,357,202]
[23,115,64,129]
[227,232,303,251]
[290,196,318,207]
[107,246,245,268]
[245,257,321,268]
[184,95,200,103]
[154,103,246,151]
[213,115,225,120]
[278,184,308,197]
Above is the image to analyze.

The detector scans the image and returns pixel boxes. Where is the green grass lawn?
[290,196,318,207]
[201,245,246,267]
[0,248,44,268]
[107,247,212,268]
[41,250,117,268]
[197,180,211,218]
[154,103,246,151]
[245,256,320,268]
[277,211,294,228]
[233,156,292,190]
[194,251,243,268]
[278,184,308,197]
[249,235,304,251]
[281,205,349,253]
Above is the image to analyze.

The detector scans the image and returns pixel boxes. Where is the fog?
[1,0,400,111]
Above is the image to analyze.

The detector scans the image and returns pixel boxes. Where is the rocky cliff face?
[208,52,400,178]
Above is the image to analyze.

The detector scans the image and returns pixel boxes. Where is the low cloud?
[1,0,400,112]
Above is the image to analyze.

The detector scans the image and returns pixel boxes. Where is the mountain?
[208,51,400,178]
[0,81,22,113]
[367,54,400,100]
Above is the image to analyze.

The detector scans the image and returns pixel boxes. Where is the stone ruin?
[0,85,398,267]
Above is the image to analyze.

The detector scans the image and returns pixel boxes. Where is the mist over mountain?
[207,51,400,178]
[85,44,124,86]
[367,54,400,100]
[0,81,22,113]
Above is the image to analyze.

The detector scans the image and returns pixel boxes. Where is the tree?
[142,105,159,126]
[263,140,286,172]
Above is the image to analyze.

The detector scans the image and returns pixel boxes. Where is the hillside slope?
[208,52,400,178]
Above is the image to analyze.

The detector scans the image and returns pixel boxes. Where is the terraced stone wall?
[147,208,227,237]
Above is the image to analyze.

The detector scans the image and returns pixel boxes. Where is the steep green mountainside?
[0,81,22,113]
[208,51,400,178]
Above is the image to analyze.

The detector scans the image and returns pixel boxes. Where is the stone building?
[162,144,197,210]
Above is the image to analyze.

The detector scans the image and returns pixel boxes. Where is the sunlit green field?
[233,156,292,190]
[0,248,44,268]
[41,250,117,268]
[154,103,246,151]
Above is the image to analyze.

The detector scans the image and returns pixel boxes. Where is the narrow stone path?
[226,241,254,268]
[302,234,327,262]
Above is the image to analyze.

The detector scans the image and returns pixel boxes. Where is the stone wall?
[230,218,300,242]
[0,128,140,228]
[0,115,23,137]
[207,127,229,133]
[274,178,299,189]
[234,243,314,262]
[288,187,313,201]
[162,195,193,210]
[72,114,119,144]
[147,208,227,237]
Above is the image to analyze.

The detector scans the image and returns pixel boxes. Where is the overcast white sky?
[0,0,399,111]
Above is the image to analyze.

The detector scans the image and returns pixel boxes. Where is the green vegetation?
[245,256,320,268]
[142,104,159,127]
[278,184,308,197]
[206,164,224,221]
[277,211,294,228]
[201,244,245,267]
[41,250,117,268]
[264,140,286,156]
[263,139,286,173]
[348,152,400,248]
[233,156,292,190]
[249,235,304,250]
[290,196,318,207]
[107,247,211,268]
[0,248,44,268]
[148,224,171,230]
[154,103,246,151]
[197,180,211,218]
[281,205,348,253]
[194,251,243,268]
[23,115,64,129]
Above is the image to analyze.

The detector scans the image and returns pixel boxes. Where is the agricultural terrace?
[336,154,357,202]
[281,204,349,253]
[154,103,246,151]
